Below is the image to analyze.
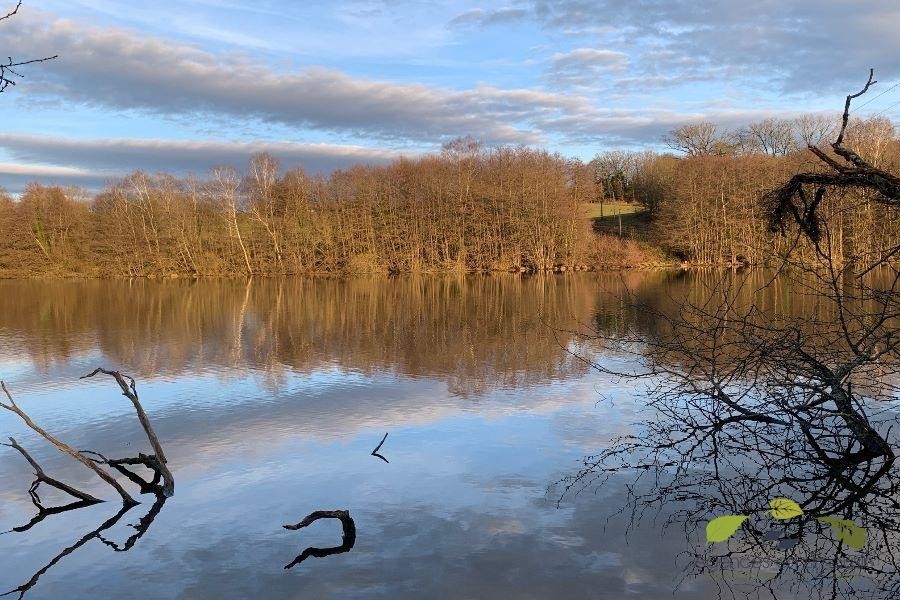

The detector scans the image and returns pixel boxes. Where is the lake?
[0,274,892,599]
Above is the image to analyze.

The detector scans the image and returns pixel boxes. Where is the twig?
[0,1,21,21]
[371,432,389,463]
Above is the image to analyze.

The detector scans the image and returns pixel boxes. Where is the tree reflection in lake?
[6,272,899,598]
[564,267,900,599]
[2,466,168,599]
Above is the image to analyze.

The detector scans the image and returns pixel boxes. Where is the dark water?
[0,274,851,599]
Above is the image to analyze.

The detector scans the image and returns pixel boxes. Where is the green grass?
[581,201,651,239]
[579,202,645,220]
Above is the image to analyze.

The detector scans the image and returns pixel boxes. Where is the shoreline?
[0,263,771,280]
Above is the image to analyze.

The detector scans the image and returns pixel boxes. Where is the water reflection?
[283,510,357,570]
[5,273,895,598]
[566,270,900,599]
[2,472,167,599]
[0,275,653,391]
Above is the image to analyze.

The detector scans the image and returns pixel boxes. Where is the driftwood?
[371,432,389,463]
[80,368,175,497]
[765,69,900,243]
[283,510,357,569]
[0,369,174,597]
[1,367,174,508]
[0,381,138,505]
[3,437,100,505]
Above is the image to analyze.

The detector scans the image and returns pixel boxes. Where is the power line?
[871,96,900,118]
[851,80,900,113]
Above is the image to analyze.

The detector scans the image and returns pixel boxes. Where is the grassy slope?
[579,202,675,267]
[578,201,645,220]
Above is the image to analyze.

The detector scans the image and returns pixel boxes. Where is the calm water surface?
[0,274,775,599]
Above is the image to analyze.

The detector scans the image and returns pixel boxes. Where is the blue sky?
[2,0,900,192]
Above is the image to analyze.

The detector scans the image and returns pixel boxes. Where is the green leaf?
[706,515,749,543]
[769,498,804,520]
[816,517,867,549]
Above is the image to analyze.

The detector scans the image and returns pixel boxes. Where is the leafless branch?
[0,1,57,93]
[1,381,138,505]
[371,432,389,463]
[2,437,101,505]
[80,367,175,496]
[0,1,21,21]
[283,510,357,569]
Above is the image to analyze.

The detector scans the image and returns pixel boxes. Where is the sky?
[2,0,900,193]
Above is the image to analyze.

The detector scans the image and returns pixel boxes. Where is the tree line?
[0,143,603,276]
[0,116,898,276]
[591,114,900,266]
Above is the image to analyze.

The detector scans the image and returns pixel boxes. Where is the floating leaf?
[706,515,749,543]
[816,517,867,549]
[769,498,804,520]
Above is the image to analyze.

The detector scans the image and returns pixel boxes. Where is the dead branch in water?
[0,381,138,505]
[371,432,389,463]
[3,437,101,504]
[80,368,175,496]
[283,510,356,569]
[1,368,174,507]
[0,369,173,598]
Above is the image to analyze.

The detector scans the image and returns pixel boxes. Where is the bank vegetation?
[0,115,898,277]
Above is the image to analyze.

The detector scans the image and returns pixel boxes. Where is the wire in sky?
[851,80,900,113]
[871,97,900,118]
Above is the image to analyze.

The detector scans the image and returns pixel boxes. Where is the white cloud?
[0,134,410,193]
[528,0,900,94]
[2,12,578,146]
[547,48,629,87]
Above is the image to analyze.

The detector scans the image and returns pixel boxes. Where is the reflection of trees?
[0,275,651,391]
[564,271,900,598]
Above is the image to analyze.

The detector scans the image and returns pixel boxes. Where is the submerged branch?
[80,368,175,496]
[3,437,101,504]
[371,432,389,463]
[0,381,138,505]
[283,510,357,569]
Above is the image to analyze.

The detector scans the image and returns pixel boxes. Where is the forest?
[0,115,898,277]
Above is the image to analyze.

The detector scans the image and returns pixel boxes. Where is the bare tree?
[210,166,254,276]
[247,152,283,269]
[744,117,796,156]
[794,113,839,148]
[663,122,720,156]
